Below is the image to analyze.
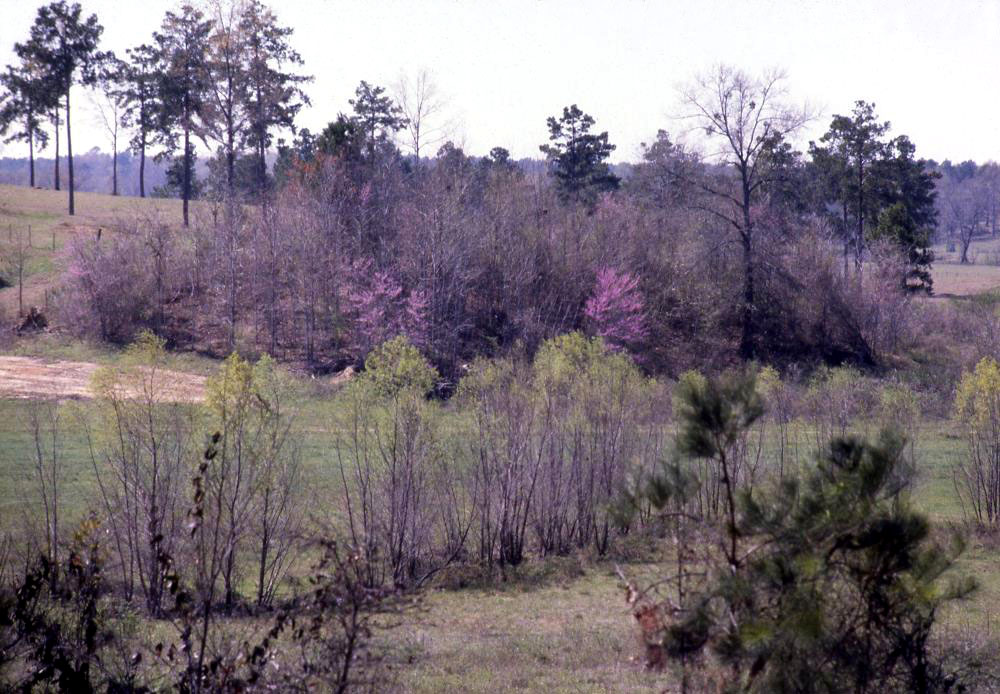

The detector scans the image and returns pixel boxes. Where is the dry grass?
[389,566,666,693]
[0,355,205,402]
[931,262,1000,297]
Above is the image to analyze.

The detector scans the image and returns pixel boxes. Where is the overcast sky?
[1,0,997,163]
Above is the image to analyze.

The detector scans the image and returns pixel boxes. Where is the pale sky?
[1,0,998,163]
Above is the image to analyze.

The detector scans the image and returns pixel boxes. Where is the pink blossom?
[345,260,429,357]
[584,266,647,352]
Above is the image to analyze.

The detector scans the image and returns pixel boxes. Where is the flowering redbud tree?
[584,266,647,354]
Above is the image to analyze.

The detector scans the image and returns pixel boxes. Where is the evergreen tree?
[625,370,976,692]
[91,53,127,196]
[0,61,51,187]
[870,202,934,294]
[202,0,250,197]
[120,43,161,198]
[239,0,311,197]
[539,104,619,204]
[316,113,360,159]
[153,4,212,226]
[17,1,105,215]
[811,102,938,286]
[349,80,408,166]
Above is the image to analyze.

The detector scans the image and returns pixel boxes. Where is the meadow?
[0,348,999,692]
[2,186,1000,690]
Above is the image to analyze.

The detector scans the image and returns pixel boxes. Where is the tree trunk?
[739,177,755,360]
[257,488,270,606]
[256,74,267,199]
[112,135,118,196]
[28,118,35,187]
[53,111,60,191]
[182,125,191,227]
[66,90,74,216]
[855,159,864,271]
[139,134,146,198]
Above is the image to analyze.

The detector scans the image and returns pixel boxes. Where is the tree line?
[0,0,309,225]
[51,70,944,380]
[0,5,973,380]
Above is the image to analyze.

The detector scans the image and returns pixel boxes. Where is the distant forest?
[0,149,168,195]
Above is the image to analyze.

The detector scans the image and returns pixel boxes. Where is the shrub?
[954,357,1000,527]
[623,372,977,693]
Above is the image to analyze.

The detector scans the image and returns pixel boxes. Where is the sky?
[0,0,998,164]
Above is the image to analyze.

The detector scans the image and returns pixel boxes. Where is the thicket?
[58,148,929,382]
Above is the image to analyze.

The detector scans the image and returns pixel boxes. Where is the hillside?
[0,184,191,320]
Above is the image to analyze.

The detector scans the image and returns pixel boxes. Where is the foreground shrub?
[336,337,472,588]
[622,370,978,693]
[954,356,1000,527]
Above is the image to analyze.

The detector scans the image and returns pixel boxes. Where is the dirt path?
[0,356,205,402]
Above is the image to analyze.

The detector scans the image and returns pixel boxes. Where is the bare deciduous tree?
[87,332,194,613]
[392,68,454,166]
[678,65,812,358]
[24,400,64,568]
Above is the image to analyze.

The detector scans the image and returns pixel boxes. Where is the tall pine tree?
[17,1,104,215]
[154,4,212,226]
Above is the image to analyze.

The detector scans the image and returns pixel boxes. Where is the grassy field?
[0,184,194,317]
[0,373,998,691]
[930,234,1000,297]
[0,184,998,689]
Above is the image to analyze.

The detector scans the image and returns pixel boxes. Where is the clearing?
[0,355,205,402]
[931,262,1000,297]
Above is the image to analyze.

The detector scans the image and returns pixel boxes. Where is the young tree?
[88,332,196,613]
[624,372,976,692]
[239,0,311,197]
[954,357,1000,527]
[17,1,105,215]
[154,4,212,225]
[539,104,620,204]
[120,44,162,198]
[584,267,648,354]
[202,352,302,609]
[680,66,810,359]
[90,54,126,195]
[23,401,65,569]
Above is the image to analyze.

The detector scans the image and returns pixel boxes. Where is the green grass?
[0,399,96,529]
[390,568,663,693]
[0,331,995,688]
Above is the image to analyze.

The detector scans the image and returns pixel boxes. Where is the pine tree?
[17,1,105,215]
[120,43,161,198]
[153,4,212,225]
[625,370,976,692]
[539,104,619,204]
[0,61,51,187]
[239,0,311,197]
[349,80,407,166]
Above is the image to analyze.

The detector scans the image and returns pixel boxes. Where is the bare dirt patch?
[0,356,205,402]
